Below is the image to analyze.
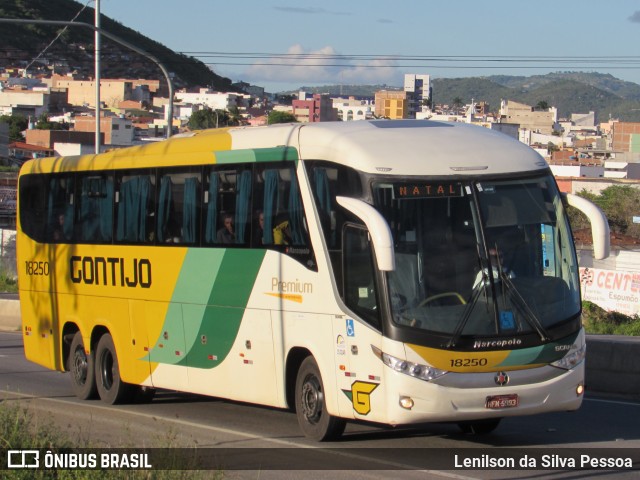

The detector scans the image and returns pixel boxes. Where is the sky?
[95,0,640,92]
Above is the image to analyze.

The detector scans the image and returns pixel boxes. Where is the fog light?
[399,396,414,410]
[576,383,584,396]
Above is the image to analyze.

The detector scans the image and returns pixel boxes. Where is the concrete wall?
[585,335,640,396]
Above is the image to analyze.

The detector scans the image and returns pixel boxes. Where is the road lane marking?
[584,397,640,407]
[0,389,479,479]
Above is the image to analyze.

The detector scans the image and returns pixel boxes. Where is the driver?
[473,247,514,288]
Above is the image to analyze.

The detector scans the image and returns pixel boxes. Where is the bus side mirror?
[336,196,395,271]
[563,193,610,260]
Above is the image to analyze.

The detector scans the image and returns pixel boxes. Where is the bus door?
[334,225,385,421]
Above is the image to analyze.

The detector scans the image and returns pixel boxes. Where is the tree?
[452,97,464,112]
[597,185,640,238]
[568,186,640,239]
[0,114,28,142]
[188,108,228,130]
[35,113,68,131]
[267,111,297,125]
[536,100,549,111]
[227,106,243,126]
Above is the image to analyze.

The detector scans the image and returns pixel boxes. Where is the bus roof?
[292,120,548,176]
[21,120,547,177]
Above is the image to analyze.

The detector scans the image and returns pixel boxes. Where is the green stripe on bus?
[185,248,266,368]
[215,147,298,164]
[496,332,580,367]
[146,248,266,368]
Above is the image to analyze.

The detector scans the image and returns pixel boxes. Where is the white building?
[520,130,569,148]
[0,88,49,117]
[174,89,249,111]
[604,159,640,179]
[404,74,432,118]
[332,97,373,121]
[548,163,604,178]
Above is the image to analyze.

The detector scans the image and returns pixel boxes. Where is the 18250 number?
[25,261,50,276]
[450,358,488,368]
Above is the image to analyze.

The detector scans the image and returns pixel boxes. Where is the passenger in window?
[273,214,292,245]
[53,213,66,241]
[217,214,235,244]
[253,210,264,245]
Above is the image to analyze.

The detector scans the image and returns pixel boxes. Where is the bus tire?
[457,418,501,435]
[68,331,97,400]
[95,333,134,405]
[295,356,346,441]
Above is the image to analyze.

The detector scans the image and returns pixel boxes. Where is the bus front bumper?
[380,362,585,426]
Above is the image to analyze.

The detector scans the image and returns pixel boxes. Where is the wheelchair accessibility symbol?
[346,319,355,337]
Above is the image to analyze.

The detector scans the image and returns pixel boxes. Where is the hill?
[295,73,640,122]
[0,0,233,90]
[488,72,640,101]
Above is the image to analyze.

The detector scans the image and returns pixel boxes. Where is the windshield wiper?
[499,271,550,342]
[446,282,485,348]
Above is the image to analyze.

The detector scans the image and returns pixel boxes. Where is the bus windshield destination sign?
[395,183,463,198]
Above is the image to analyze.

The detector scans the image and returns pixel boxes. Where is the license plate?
[485,394,518,409]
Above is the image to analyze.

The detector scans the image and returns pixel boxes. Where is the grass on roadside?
[0,271,18,294]
[0,401,221,479]
[582,301,640,336]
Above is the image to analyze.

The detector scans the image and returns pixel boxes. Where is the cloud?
[629,11,640,22]
[242,45,400,88]
[377,18,394,24]
[274,6,350,16]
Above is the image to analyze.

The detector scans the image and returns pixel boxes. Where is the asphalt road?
[1,331,639,479]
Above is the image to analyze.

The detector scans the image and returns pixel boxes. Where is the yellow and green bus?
[17,120,609,440]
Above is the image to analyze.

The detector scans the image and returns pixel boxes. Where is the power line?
[24,0,94,73]
[4,45,640,71]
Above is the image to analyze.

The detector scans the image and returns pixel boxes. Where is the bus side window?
[115,173,155,243]
[77,175,113,243]
[203,167,248,246]
[157,170,201,244]
[18,174,48,242]
[47,175,75,242]
[204,170,220,244]
[342,225,381,329]
[234,170,252,245]
[257,164,317,270]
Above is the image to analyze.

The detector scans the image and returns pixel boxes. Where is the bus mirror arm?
[336,196,396,271]
[562,193,610,260]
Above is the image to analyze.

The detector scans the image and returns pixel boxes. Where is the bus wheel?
[457,418,502,435]
[68,331,97,400]
[295,356,346,441]
[95,333,134,405]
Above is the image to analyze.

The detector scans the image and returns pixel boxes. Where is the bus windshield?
[373,174,581,342]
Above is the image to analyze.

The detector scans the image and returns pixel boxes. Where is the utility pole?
[95,0,101,153]
[0,17,174,141]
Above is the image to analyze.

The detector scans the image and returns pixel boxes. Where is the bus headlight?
[551,343,586,370]
[372,346,448,382]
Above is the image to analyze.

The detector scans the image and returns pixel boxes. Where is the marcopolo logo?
[7,450,40,468]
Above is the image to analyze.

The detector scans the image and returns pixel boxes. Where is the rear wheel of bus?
[68,331,97,400]
[295,356,346,441]
[95,333,134,404]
